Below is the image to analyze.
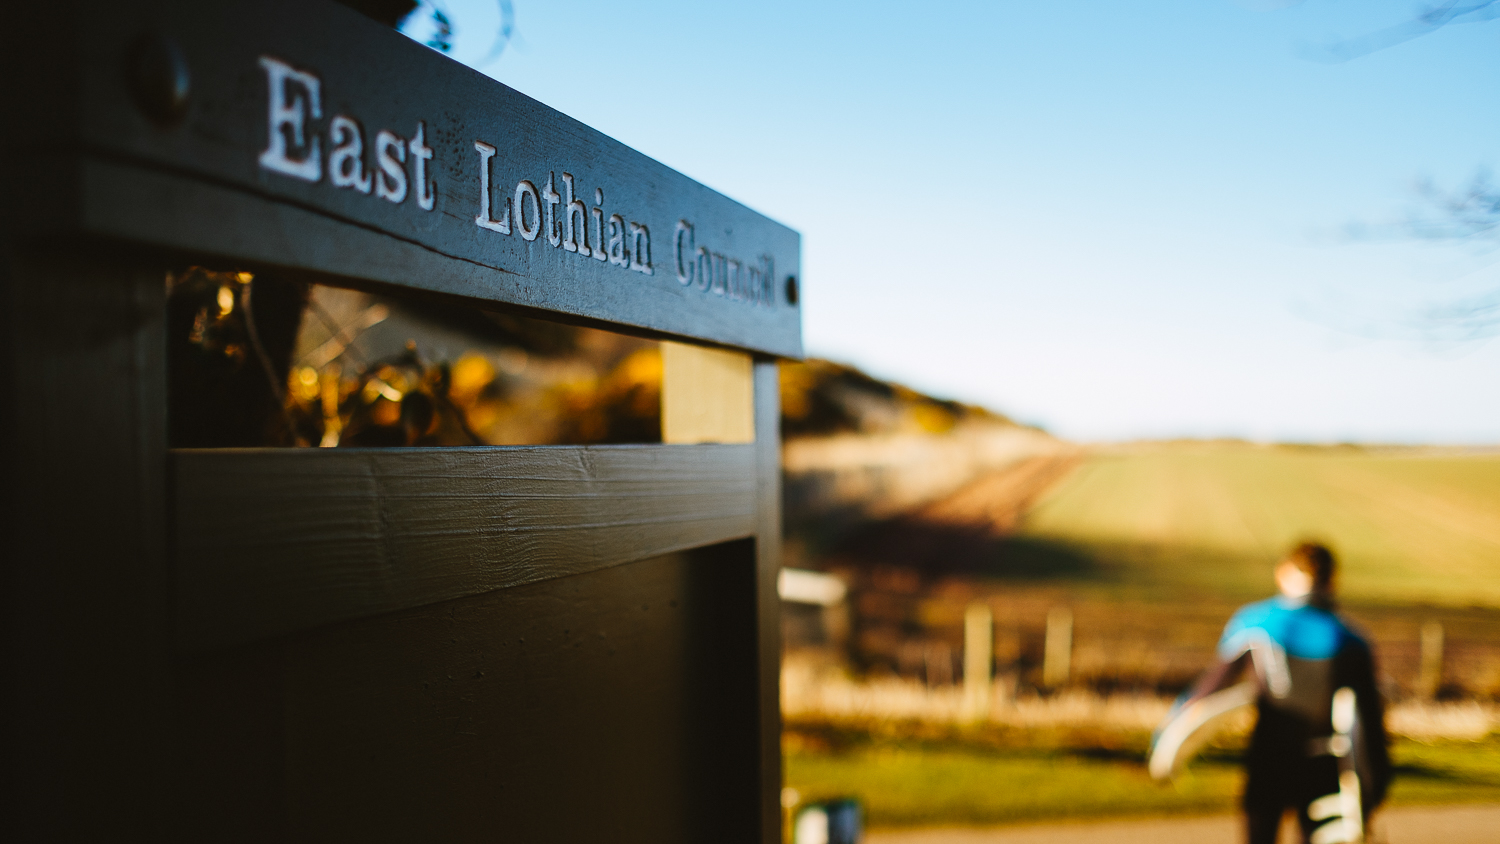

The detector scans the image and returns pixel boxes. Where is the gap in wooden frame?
[167,267,661,448]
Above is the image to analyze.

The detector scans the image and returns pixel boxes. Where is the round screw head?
[125,33,190,126]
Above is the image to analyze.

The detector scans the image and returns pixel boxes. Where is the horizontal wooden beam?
[173,445,758,651]
[15,0,801,357]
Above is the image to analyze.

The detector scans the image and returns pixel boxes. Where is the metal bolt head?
[125,33,190,126]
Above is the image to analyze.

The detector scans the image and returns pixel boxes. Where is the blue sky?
[407,1,1500,443]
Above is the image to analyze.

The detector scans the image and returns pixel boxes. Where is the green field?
[1012,445,1500,607]
[784,721,1500,829]
[788,443,1500,829]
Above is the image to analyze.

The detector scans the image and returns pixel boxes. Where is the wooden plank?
[173,444,758,651]
[0,246,174,836]
[173,544,761,841]
[662,341,756,444]
[18,0,801,357]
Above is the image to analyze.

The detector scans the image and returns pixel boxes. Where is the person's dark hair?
[1285,541,1336,591]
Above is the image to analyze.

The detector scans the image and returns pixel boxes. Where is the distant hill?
[778,359,1062,552]
[779,358,1020,440]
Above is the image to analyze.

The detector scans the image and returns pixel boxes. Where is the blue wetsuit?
[1205,597,1390,844]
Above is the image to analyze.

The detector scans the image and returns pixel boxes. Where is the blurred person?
[1151,542,1391,844]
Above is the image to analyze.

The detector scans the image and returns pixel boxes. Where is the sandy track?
[866,803,1500,844]
[834,453,1084,571]
[913,453,1084,534]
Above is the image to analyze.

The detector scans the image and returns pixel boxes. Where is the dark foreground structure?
[1,2,801,839]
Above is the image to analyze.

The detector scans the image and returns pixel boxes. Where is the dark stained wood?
[0,246,173,837]
[174,544,761,842]
[18,0,802,357]
[172,637,289,840]
[175,444,759,650]
[4,2,800,838]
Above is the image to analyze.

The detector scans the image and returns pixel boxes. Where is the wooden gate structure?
[1,1,800,839]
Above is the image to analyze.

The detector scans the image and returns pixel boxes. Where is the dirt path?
[912,452,1084,534]
[866,804,1500,844]
[833,453,1084,572]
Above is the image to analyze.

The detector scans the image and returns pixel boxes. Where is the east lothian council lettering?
[254,54,776,309]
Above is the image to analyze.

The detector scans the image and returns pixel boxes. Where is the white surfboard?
[1149,681,1258,781]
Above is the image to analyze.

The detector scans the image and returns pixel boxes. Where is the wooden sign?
[0,2,795,839]
[18,0,802,357]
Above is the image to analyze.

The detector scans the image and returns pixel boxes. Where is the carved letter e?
[257,56,323,183]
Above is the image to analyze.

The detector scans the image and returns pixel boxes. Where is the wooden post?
[1419,621,1445,700]
[993,621,1021,706]
[1,247,172,836]
[753,359,787,843]
[1043,607,1073,689]
[662,341,755,444]
[963,603,993,721]
[924,641,954,687]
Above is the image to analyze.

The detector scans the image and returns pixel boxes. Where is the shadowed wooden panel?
[173,444,757,650]
[2,246,173,837]
[172,543,761,842]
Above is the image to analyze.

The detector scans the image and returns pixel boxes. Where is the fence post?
[1419,620,1445,700]
[924,641,953,687]
[963,602,993,720]
[1043,607,1073,689]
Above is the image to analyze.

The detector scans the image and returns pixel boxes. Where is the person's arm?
[1342,636,1392,808]
[1162,611,1256,718]
[1185,649,1253,702]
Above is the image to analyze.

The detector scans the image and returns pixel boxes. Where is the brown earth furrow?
[833,453,1084,573]
[915,452,1086,535]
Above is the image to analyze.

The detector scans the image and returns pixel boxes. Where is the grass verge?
[784,719,1500,829]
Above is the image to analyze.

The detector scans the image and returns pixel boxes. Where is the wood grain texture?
[174,444,758,650]
[173,544,761,842]
[4,3,798,835]
[0,246,173,837]
[19,0,802,357]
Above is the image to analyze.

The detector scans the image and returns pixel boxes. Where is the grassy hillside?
[1014,444,1500,608]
